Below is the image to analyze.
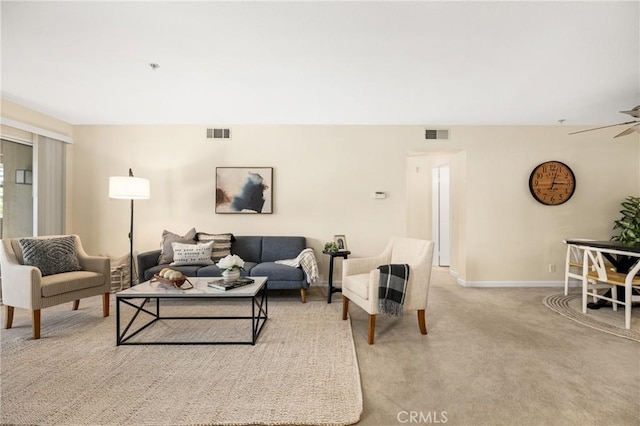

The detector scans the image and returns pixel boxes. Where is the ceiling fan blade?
[613,123,640,138]
[620,105,640,118]
[568,120,639,135]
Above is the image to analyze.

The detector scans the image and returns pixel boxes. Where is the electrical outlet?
[548,264,556,273]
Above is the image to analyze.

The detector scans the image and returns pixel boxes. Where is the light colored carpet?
[0,290,362,426]
[347,268,640,426]
[543,293,640,342]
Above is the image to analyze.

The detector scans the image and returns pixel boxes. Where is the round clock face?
[529,161,576,205]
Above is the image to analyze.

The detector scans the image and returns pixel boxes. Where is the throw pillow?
[196,232,233,261]
[170,241,215,266]
[158,228,197,265]
[19,236,82,276]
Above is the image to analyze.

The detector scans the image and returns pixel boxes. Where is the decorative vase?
[222,269,240,282]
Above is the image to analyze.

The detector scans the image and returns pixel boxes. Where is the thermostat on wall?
[374,192,387,199]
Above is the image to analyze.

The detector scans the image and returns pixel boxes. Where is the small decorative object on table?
[217,254,245,282]
[151,268,194,289]
[208,277,255,291]
[324,241,339,253]
[333,235,348,251]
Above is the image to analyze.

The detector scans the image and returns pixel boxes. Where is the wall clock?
[528,161,576,205]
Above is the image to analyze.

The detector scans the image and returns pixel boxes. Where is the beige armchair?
[341,237,434,344]
[1,234,110,339]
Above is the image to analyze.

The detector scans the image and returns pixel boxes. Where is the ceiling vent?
[207,128,231,139]
[425,129,449,140]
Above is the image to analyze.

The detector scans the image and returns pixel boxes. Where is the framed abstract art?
[215,167,273,214]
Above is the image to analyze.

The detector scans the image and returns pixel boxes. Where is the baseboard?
[457,279,565,288]
[320,273,569,289]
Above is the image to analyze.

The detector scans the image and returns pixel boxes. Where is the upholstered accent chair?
[0,234,110,339]
[341,237,434,344]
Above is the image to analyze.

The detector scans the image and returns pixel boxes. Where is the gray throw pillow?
[19,236,82,276]
[158,228,197,265]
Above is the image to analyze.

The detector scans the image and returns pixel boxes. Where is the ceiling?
[1,1,639,126]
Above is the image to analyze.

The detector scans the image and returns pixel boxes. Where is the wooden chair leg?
[5,306,14,329]
[300,288,307,304]
[342,296,349,320]
[72,300,80,310]
[367,314,376,345]
[103,293,110,317]
[32,309,41,340]
[417,309,428,335]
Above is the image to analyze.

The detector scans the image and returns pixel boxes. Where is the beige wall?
[457,127,638,284]
[71,125,429,278]
[70,124,639,284]
[2,97,638,284]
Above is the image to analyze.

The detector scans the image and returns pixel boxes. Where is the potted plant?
[217,254,245,282]
[609,195,640,297]
[324,242,339,253]
[612,196,640,245]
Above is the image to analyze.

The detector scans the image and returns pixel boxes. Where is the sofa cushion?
[261,236,305,262]
[194,264,221,277]
[231,236,262,263]
[41,271,105,297]
[196,232,233,261]
[345,273,370,300]
[250,262,304,281]
[170,241,214,266]
[19,236,82,276]
[158,228,196,264]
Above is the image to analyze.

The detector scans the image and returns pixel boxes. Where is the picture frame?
[333,235,348,251]
[15,169,32,185]
[215,167,273,214]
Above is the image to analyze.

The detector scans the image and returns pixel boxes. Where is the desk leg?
[327,256,335,303]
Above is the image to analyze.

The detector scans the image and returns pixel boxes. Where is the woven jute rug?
[543,293,640,343]
[0,289,362,425]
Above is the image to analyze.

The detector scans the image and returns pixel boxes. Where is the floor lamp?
[109,168,150,287]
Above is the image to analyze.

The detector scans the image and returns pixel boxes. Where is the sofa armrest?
[80,255,110,278]
[0,242,42,309]
[74,235,110,280]
[137,249,161,280]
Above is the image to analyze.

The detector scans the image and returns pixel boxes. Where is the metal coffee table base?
[116,287,268,346]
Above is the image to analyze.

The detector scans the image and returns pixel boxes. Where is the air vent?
[207,128,231,139]
[425,129,449,140]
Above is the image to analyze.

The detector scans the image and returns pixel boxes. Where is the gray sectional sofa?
[137,235,310,302]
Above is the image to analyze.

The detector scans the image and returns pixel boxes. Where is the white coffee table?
[116,276,268,345]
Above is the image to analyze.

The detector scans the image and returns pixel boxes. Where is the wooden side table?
[323,250,351,303]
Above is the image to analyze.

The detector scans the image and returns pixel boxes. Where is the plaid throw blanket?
[275,248,319,284]
[378,264,410,317]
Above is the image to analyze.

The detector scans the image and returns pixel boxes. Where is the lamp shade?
[109,176,150,200]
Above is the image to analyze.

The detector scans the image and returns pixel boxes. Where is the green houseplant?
[611,196,640,245]
[324,242,339,253]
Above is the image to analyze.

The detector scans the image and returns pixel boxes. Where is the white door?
[432,164,451,266]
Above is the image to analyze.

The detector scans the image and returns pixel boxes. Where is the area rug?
[543,293,640,343]
[0,291,363,425]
